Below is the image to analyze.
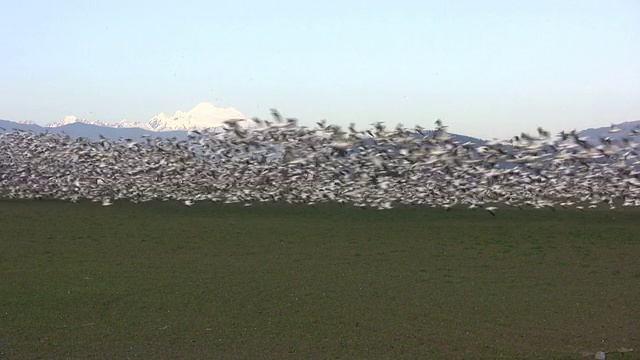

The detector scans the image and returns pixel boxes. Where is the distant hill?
[3,117,638,144]
[0,120,44,133]
[418,130,486,145]
[0,119,187,141]
[578,120,640,141]
[0,117,487,143]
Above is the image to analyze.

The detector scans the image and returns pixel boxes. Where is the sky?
[1,0,638,139]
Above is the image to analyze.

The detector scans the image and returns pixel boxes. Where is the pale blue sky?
[1,0,638,139]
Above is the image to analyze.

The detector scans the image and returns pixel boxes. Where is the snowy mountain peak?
[147,102,248,131]
[148,112,188,132]
[191,102,227,114]
[46,115,78,127]
[114,119,153,130]
[46,116,109,128]
[43,102,247,132]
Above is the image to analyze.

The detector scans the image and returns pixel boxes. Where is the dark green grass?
[1,200,639,359]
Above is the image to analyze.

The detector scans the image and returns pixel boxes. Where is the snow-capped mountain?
[113,119,153,130]
[147,102,247,131]
[46,115,111,128]
[44,103,247,132]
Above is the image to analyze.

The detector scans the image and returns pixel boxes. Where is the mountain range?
[577,121,640,141]
[1,102,638,144]
[43,102,247,132]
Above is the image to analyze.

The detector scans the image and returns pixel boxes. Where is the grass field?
[1,200,639,359]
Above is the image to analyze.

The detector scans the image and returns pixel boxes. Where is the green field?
[1,200,639,359]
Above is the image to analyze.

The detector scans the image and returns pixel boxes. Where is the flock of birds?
[1,110,640,215]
